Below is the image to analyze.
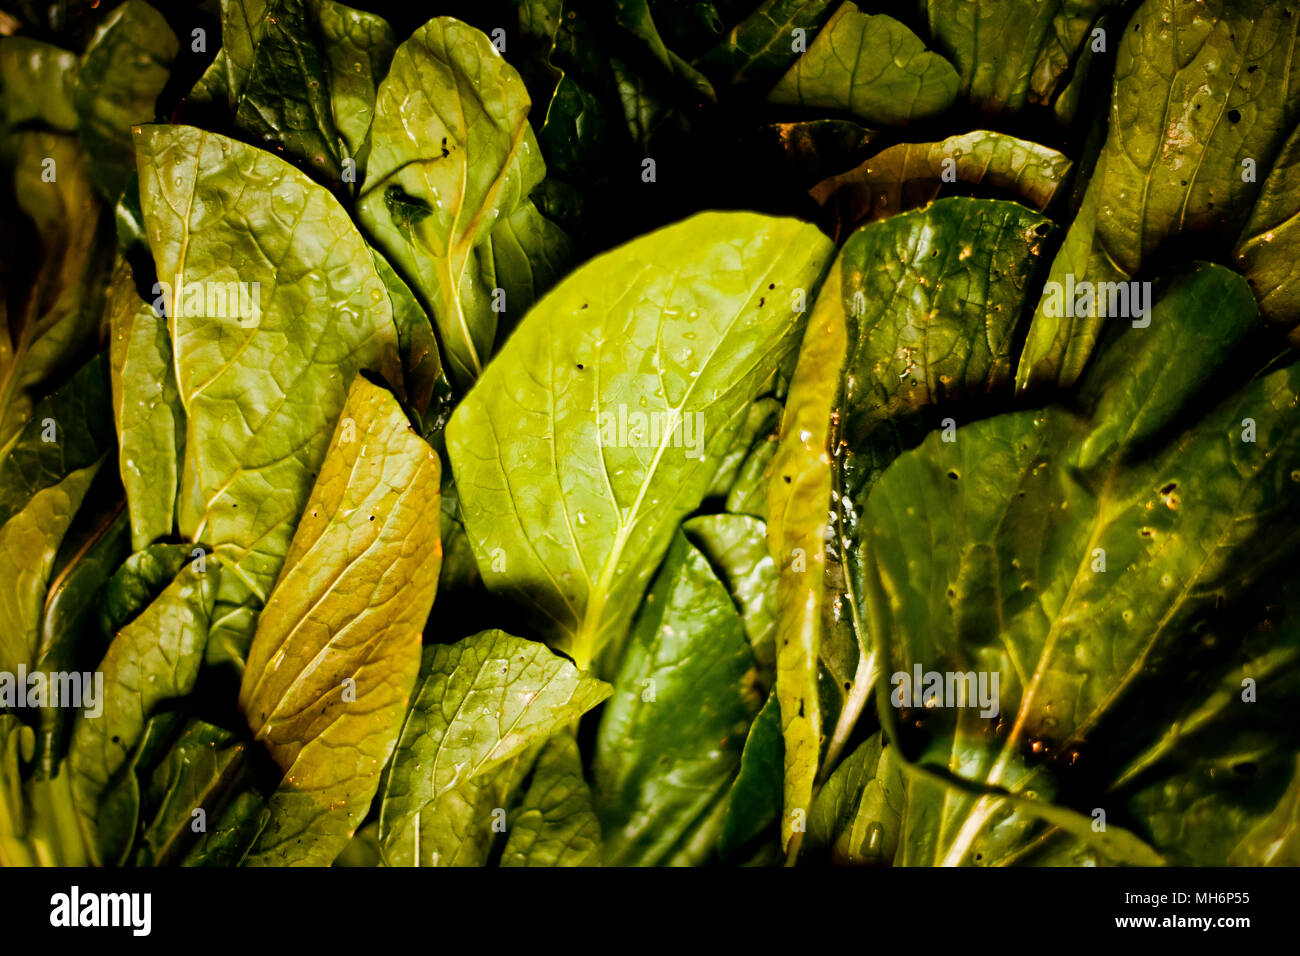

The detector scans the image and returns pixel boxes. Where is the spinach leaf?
[74,0,178,202]
[696,0,837,91]
[308,0,396,175]
[0,354,114,678]
[378,629,609,865]
[0,121,112,446]
[718,691,784,860]
[359,17,546,388]
[683,513,779,675]
[447,211,832,668]
[768,3,959,126]
[32,486,131,777]
[858,263,1299,865]
[593,532,760,865]
[238,377,440,865]
[1018,0,1300,390]
[107,260,184,550]
[0,37,79,134]
[135,123,404,649]
[770,197,1051,855]
[1235,123,1300,339]
[500,728,602,867]
[68,562,218,864]
[222,0,343,182]
[133,719,254,867]
[806,731,903,864]
[921,0,1122,116]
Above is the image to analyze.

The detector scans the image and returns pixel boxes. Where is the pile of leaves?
[1,0,1299,867]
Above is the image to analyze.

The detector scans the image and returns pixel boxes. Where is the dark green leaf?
[768,3,959,126]
[68,562,218,864]
[718,691,783,860]
[74,0,178,201]
[593,532,760,865]
[1017,0,1300,390]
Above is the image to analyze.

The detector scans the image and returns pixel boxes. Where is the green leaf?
[222,0,343,181]
[0,354,114,677]
[1017,0,1300,391]
[308,0,396,173]
[593,532,760,865]
[68,562,218,864]
[482,199,573,345]
[501,728,602,867]
[921,0,1121,116]
[0,465,99,676]
[683,513,779,675]
[133,719,253,866]
[857,263,1298,865]
[1070,580,1300,865]
[1235,122,1300,340]
[98,543,192,639]
[378,629,609,864]
[33,487,131,776]
[134,123,403,620]
[534,74,616,186]
[187,50,230,107]
[0,37,79,133]
[706,396,780,499]
[766,255,848,855]
[768,3,959,127]
[369,246,449,425]
[0,351,113,533]
[770,197,1051,856]
[718,691,783,860]
[359,17,545,388]
[696,0,837,91]
[182,788,268,866]
[806,731,903,864]
[93,711,182,866]
[724,418,780,520]
[1229,756,1300,865]
[0,132,112,446]
[0,716,35,865]
[74,0,178,201]
[833,198,1052,500]
[610,0,717,105]
[1125,749,1300,866]
[447,211,832,668]
[107,260,184,550]
[383,751,534,867]
[810,132,1071,241]
[333,821,382,866]
[238,377,440,866]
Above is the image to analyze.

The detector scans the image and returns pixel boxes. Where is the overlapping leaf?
[239,377,441,866]
[447,211,832,668]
